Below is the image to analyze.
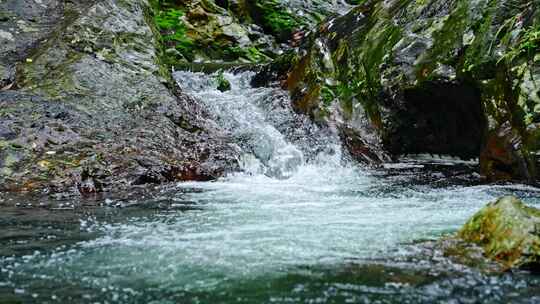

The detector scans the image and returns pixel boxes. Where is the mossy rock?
[459,196,540,269]
[262,0,539,180]
[148,0,352,65]
[246,0,304,42]
[215,71,231,91]
[0,0,240,194]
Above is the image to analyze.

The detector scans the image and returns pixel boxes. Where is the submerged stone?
[459,196,540,269]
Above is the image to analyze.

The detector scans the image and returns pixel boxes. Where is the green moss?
[148,0,195,63]
[223,46,269,62]
[356,24,401,123]
[417,1,469,78]
[501,24,540,64]
[157,9,194,55]
[148,0,279,64]
[459,196,540,268]
[461,2,497,75]
[324,12,402,126]
[142,4,174,84]
[215,70,231,92]
[251,0,304,41]
[320,86,335,106]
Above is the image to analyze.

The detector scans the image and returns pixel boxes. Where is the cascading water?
[2,71,540,303]
[174,71,342,178]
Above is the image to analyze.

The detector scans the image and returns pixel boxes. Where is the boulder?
[459,196,540,269]
[0,0,239,193]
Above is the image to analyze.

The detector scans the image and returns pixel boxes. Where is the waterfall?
[174,70,342,179]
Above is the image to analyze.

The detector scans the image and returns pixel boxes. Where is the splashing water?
[175,71,342,178]
[1,71,540,303]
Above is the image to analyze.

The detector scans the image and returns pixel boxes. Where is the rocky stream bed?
[1,0,540,303]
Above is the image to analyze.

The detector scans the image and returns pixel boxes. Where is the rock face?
[261,0,539,179]
[149,0,354,64]
[0,0,80,89]
[0,0,239,193]
[459,196,540,269]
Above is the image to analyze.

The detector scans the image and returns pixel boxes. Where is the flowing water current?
[1,72,540,303]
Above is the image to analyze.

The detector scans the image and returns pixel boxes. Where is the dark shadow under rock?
[384,81,486,160]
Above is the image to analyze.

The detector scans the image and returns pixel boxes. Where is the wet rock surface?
[0,0,239,194]
[261,0,539,180]
[150,0,353,64]
[458,196,540,269]
[0,0,65,88]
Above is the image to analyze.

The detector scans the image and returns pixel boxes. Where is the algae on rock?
[215,70,232,91]
[148,0,353,64]
[459,196,540,269]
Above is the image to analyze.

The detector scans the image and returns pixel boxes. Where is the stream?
[1,72,540,303]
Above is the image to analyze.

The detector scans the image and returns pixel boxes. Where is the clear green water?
[1,163,540,303]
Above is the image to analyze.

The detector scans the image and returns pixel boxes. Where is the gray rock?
[0,0,239,193]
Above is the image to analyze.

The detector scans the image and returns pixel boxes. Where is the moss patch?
[459,196,540,269]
